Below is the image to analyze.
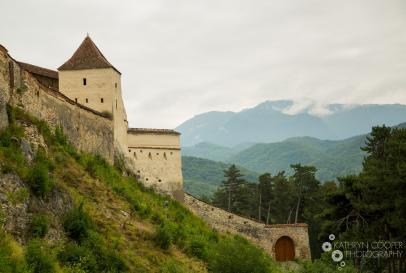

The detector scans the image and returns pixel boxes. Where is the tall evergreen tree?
[290,164,320,223]
[258,173,273,223]
[212,164,245,213]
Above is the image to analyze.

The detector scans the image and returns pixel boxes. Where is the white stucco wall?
[127,131,184,202]
[58,68,128,153]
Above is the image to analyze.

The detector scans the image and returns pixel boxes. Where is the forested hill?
[182,134,366,185]
[176,100,406,147]
[182,123,406,197]
[230,135,366,182]
[182,156,259,197]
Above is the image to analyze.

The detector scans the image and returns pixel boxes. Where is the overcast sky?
[1,0,405,128]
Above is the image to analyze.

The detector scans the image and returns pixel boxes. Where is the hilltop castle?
[0,37,311,261]
[1,36,184,201]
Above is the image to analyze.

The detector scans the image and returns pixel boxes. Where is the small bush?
[31,214,49,238]
[154,223,174,250]
[27,162,54,196]
[63,203,93,242]
[58,242,96,272]
[206,236,275,273]
[25,239,57,273]
[0,229,26,273]
[185,237,208,260]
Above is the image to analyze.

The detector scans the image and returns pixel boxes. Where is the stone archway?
[275,236,295,262]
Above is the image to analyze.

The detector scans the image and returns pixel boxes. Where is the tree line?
[209,125,406,273]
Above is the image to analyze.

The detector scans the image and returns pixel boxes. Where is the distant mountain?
[182,122,406,197]
[182,156,259,198]
[176,100,406,147]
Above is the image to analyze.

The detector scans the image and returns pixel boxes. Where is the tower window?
[116,100,117,109]
[83,78,87,85]
[101,98,104,103]
[115,83,118,88]
[86,98,88,103]
[148,152,152,159]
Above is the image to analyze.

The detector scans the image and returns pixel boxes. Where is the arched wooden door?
[275,236,295,262]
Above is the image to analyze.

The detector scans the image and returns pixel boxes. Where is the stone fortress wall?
[0,39,184,200]
[127,129,184,201]
[185,193,311,260]
[58,67,129,154]
[0,45,115,164]
[0,39,311,259]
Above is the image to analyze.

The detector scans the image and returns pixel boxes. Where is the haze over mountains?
[176,100,406,147]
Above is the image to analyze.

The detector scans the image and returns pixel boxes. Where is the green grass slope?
[0,106,283,273]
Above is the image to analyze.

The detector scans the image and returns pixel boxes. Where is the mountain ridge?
[176,100,406,147]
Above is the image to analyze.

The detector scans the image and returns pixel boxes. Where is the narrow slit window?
[115,83,118,88]
[83,78,87,85]
[75,98,78,103]
[148,152,152,159]
[164,152,167,160]
[116,99,117,109]
[101,98,104,103]
[86,98,88,103]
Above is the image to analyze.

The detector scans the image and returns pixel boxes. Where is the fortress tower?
[58,36,128,153]
[58,36,184,201]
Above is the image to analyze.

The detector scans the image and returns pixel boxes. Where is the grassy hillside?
[0,106,284,273]
[182,156,259,198]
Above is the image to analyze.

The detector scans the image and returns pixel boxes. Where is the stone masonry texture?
[185,193,311,260]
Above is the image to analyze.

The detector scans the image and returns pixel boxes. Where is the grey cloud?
[1,0,405,128]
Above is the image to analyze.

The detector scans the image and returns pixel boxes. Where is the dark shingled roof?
[18,62,58,79]
[58,36,120,74]
[128,128,180,136]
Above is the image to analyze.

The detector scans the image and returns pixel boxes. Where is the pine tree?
[212,165,245,213]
